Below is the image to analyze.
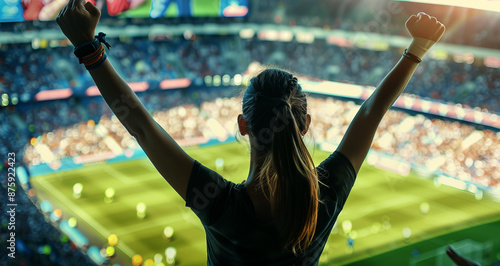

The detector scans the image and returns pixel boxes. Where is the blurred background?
[1,0,499,265]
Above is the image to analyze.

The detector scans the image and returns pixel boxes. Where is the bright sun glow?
[397,0,500,12]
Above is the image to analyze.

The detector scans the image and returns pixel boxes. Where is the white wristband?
[407,37,436,59]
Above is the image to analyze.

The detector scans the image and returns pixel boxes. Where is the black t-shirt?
[185,151,357,266]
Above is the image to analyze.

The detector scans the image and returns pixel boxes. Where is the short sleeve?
[185,160,231,226]
[316,151,357,209]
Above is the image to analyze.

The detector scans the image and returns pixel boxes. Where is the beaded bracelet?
[78,43,107,70]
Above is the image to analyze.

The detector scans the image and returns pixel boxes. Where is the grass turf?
[30,142,500,265]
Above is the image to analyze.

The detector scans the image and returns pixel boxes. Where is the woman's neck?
[245,147,261,186]
[244,149,272,221]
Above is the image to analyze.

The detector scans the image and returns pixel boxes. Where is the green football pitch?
[30,142,500,265]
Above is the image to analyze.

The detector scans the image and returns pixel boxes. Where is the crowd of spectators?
[0,168,95,265]
[0,34,249,102]
[2,34,499,114]
[0,44,77,102]
[0,111,94,264]
[17,93,500,188]
[18,99,84,135]
[307,96,500,187]
[200,97,242,136]
[245,38,500,113]
[19,88,235,165]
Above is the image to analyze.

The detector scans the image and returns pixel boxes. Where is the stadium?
[1,0,500,265]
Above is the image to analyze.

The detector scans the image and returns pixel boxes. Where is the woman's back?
[185,151,356,265]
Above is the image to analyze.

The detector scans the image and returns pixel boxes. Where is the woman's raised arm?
[336,12,445,174]
[57,0,194,200]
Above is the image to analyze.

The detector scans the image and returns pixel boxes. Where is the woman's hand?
[56,0,101,47]
[406,12,446,42]
[405,12,446,60]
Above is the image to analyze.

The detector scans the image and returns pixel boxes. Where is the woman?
[57,2,445,264]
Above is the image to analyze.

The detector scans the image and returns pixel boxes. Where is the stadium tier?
[1,0,500,265]
[1,34,499,113]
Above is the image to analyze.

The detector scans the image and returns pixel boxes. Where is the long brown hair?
[242,68,319,255]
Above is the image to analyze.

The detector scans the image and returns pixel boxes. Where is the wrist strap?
[79,43,107,70]
[403,49,422,64]
[74,32,111,58]
[407,37,435,59]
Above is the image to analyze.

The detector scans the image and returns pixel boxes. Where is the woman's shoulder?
[316,150,356,178]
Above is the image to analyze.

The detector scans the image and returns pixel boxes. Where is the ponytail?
[257,96,319,255]
[242,68,319,254]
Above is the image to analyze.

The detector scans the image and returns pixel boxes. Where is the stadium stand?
[2,35,499,113]
[16,94,499,189]
[1,0,499,264]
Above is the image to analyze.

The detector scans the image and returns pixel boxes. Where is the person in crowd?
[56,1,444,263]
